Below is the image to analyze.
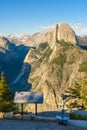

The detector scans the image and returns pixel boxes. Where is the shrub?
[38,42,48,50]
[79,61,87,73]
[69,112,87,120]
[51,53,66,66]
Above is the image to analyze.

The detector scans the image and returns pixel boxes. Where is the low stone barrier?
[0,112,4,119]
[2,112,58,122]
[4,112,13,119]
[33,116,57,122]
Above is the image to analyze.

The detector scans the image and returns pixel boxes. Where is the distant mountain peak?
[6,23,77,48]
[7,34,30,45]
[0,35,9,49]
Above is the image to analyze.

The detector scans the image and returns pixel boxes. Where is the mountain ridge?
[0,22,87,112]
[0,36,30,82]
[9,23,87,112]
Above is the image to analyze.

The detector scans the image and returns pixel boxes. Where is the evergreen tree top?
[1,71,7,83]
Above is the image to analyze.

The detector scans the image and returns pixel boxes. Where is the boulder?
[0,112,4,118]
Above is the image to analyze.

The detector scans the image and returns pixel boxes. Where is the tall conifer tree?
[0,72,15,113]
[65,79,87,110]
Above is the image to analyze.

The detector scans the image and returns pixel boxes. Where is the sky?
[0,0,87,36]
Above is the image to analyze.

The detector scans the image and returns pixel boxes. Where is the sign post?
[21,103,23,119]
[14,92,43,117]
[35,103,37,116]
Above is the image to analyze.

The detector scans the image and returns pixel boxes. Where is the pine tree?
[0,72,15,113]
[65,82,80,110]
[79,79,87,109]
[65,79,87,110]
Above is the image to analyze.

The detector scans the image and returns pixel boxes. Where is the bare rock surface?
[57,23,77,44]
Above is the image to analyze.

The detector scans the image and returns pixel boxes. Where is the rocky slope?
[11,23,87,112]
[24,42,87,112]
[0,36,18,61]
[11,23,77,90]
[0,36,29,82]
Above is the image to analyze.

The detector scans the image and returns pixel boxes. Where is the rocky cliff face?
[57,23,77,44]
[0,36,29,82]
[48,23,77,49]
[8,23,77,49]
[11,23,87,112]
[25,28,53,47]
[0,36,9,49]
[0,36,18,60]
[23,42,87,112]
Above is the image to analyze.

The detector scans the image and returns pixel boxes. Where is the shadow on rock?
[10,63,32,92]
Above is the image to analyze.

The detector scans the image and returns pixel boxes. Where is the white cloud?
[37,25,54,30]
[76,22,83,26]
[71,23,87,36]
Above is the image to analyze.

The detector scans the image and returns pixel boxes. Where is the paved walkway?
[0,119,87,130]
[69,119,87,128]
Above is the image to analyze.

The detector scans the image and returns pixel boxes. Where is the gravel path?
[0,119,87,130]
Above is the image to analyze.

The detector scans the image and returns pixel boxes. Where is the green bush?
[51,53,66,66]
[38,42,48,50]
[67,55,76,64]
[69,112,87,120]
[79,61,87,73]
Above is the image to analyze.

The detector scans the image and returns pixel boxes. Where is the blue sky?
[0,0,87,36]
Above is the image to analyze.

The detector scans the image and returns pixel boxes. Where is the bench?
[56,116,69,125]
